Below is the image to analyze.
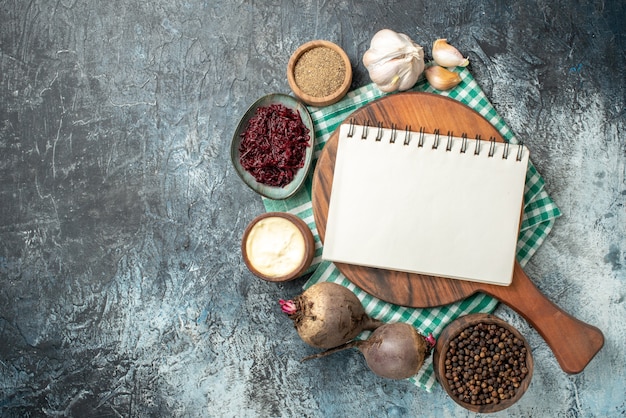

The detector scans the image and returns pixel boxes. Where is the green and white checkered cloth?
[262,67,562,391]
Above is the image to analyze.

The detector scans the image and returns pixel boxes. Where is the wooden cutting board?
[311,92,603,374]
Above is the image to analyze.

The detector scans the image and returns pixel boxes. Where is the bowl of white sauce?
[241,212,315,282]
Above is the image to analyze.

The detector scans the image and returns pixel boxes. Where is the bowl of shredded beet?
[231,93,315,200]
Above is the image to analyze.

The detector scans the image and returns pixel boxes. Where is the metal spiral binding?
[488,137,497,157]
[516,143,525,161]
[474,135,482,155]
[375,121,384,141]
[347,119,356,137]
[432,129,441,150]
[460,133,468,154]
[418,127,425,147]
[390,124,398,144]
[344,120,525,160]
[361,120,369,139]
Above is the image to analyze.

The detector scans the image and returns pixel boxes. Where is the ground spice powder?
[294,46,346,97]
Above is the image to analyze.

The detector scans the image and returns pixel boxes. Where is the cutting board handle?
[489,263,604,374]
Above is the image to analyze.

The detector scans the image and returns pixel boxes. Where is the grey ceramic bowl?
[231,93,315,200]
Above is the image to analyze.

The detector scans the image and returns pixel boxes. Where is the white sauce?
[246,217,306,277]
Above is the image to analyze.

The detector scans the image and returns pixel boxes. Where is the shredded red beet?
[238,103,310,188]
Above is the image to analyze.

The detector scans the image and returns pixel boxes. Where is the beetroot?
[280,282,383,349]
[302,322,436,380]
[238,103,310,187]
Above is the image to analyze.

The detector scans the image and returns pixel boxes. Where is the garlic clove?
[367,29,416,59]
[432,38,470,68]
[397,57,424,91]
[424,65,462,90]
[366,59,407,91]
[366,55,424,92]
[363,30,424,69]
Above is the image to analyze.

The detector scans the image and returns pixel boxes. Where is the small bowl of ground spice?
[287,40,352,107]
[433,313,534,413]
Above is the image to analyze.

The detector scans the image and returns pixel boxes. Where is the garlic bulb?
[432,38,469,68]
[363,29,425,92]
[424,65,462,90]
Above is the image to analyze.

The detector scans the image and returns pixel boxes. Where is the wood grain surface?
[311,92,604,374]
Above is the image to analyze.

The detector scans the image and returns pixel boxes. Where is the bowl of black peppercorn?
[433,313,534,413]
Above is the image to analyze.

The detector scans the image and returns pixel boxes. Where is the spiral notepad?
[322,122,530,286]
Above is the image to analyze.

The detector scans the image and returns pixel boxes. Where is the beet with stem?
[302,322,436,380]
[279,282,383,349]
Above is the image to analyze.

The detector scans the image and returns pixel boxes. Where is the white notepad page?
[322,123,529,286]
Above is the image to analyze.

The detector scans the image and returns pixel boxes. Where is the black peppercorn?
[444,322,530,407]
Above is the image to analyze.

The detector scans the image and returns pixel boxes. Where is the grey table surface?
[1,1,624,417]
